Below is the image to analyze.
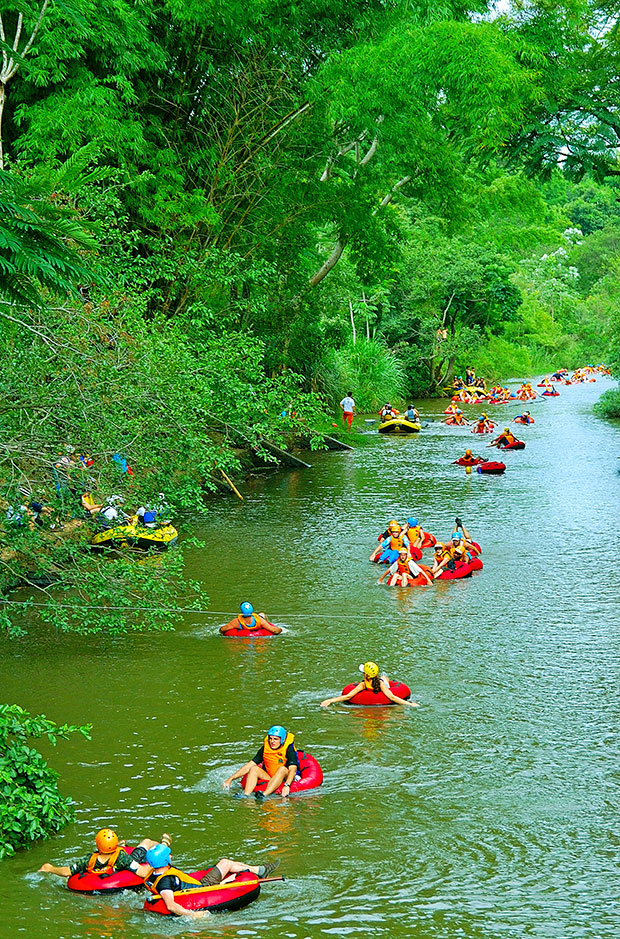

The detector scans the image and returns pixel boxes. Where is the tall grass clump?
[317,338,407,412]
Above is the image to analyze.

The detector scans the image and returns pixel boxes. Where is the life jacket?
[462,455,476,465]
[236,615,259,631]
[396,558,410,574]
[406,525,422,541]
[145,866,202,896]
[389,533,407,552]
[263,732,296,777]
[87,847,122,874]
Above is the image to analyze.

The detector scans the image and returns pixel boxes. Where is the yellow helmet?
[504,427,510,433]
[95,829,119,853]
[359,661,379,678]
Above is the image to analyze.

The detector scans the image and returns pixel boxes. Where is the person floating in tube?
[320,661,419,707]
[377,548,433,587]
[220,602,282,635]
[489,427,516,448]
[138,842,280,919]
[222,726,299,798]
[38,828,169,878]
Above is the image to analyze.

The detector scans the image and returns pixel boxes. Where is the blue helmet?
[408,517,418,527]
[451,531,461,541]
[146,843,171,868]
[267,725,287,744]
[240,601,254,616]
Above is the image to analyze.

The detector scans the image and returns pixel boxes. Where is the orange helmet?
[95,829,119,853]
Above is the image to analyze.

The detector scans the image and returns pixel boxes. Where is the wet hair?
[370,675,382,694]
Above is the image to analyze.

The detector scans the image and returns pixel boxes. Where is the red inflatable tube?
[420,532,436,548]
[241,751,323,794]
[143,869,260,915]
[221,622,278,637]
[542,389,559,396]
[514,416,534,424]
[454,456,485,466]
[67,847,144,894]
[499,440,525,450]
[477,461,506,474]
[408,564,434,586]
[342,680,411,705]
[438,559,483,580]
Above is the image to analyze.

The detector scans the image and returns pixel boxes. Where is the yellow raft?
[378,418,421,434]
[91,522,178,551]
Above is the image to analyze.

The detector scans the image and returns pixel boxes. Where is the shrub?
[594,386,620,419]
[0,705,91,858]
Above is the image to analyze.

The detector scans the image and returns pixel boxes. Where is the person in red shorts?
[339,391,355,429]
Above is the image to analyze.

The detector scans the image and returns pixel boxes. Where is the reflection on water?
[1,379,620,939]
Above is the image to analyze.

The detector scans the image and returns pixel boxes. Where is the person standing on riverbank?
[339,392,356,430]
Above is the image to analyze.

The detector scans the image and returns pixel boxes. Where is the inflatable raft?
[541,389,559,396]
[91,523,178,551]
[342,679,411,705]
[514,416,534,424]
[454,456,485,466]
[476,461,506,474]
[241,751,323,794]
[144,869,260,915]
[498,440,525,450]
[378,418,421,434]
[67,847,144,894]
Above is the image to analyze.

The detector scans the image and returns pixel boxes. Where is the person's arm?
[281,749,298,795]
[160,888,206,918]
[257,614,282,634]
[38,863,72,877]
[219,618,238,634]
[222,760,258,788]
[380,680,419,707]
[378,562,397,584]
[321,681,364,707]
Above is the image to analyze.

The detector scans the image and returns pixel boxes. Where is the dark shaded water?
[1,378,619,939]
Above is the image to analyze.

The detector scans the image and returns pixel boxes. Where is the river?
[1,377,619,939]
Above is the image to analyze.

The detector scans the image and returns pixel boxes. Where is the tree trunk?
[349,299,356,344]
[0,82,5,171]
[309,237,347,288]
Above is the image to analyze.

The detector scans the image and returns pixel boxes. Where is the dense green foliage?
[0,704,90,858]
[0,0,619,635]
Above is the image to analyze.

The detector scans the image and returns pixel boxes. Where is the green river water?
[1,378,619,939]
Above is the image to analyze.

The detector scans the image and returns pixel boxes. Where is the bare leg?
[243,765,271,794]
[262,766,288,796]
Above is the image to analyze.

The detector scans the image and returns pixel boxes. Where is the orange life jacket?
[396,558,410,574]
[146,866,202,896]
[389,533,406,551]
[236,614,259,630]
[87,847,122,873]
[263,732,295,777]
